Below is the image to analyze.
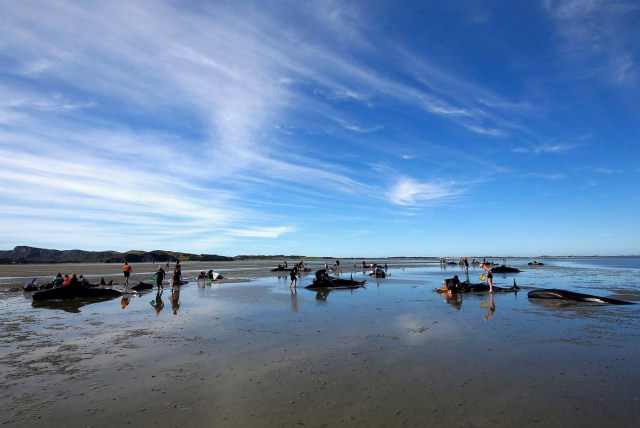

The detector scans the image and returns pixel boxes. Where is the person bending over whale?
[442,275,461,294]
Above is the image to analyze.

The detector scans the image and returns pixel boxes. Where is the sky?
[0,0,639,257]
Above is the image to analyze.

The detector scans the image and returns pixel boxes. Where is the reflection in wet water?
[151,289,165,315]
[169,287,180,315]
[482,293,495,321]
[31,295,120,313]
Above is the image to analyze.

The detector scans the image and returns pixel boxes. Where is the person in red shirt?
[123,262,132,286]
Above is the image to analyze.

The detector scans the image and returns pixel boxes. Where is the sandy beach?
[1,258,639,427]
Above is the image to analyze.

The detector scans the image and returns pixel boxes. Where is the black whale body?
[306,275,365,289]
[527,289,635,305]
[490,265,521,273]
[437,279,520,294]
[33,285,122,301]
[463,281,520,293]
[131,281,154,291]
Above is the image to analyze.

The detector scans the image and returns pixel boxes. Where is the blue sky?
[1,0,638,257]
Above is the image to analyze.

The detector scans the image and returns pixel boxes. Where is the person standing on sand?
[156,266,165,290]
[123,262,132,286]
[172,263,182,288]
[480,263,493,292]
[289,265,298,292]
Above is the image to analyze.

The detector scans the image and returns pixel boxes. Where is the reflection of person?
[315,290,330,301]
[169,288,180,315]
[153,290,164,315]
[123,262,132,286]
[480,263,493,292]
[444,292,463,309]
[156,267,165,290]
[121,296,130,309]
[289,267,298,291]
[483,293,495,321]
[290,291,298,311]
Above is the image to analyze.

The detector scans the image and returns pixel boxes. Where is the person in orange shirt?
[123,262,132,286]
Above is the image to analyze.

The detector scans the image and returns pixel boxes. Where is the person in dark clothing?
[156,267,165,290]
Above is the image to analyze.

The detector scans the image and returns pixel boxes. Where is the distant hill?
[0,246,234,264]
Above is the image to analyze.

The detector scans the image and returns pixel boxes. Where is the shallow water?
[1,258,639,427]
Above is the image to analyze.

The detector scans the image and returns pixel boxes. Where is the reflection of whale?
[528,289,635,305]
[311,286,361,301]
[32,295,121,312]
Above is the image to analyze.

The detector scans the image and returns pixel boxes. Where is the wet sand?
[1,260,639,427]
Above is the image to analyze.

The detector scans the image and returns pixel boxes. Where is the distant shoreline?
[1,252,638,265]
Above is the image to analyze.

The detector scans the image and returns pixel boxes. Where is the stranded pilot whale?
[527,289,635,305]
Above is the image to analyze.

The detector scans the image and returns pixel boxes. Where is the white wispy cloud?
[512,143,576,154]
[521,172,566,180]
[545,0,639,84]
[227,226,296,239]
[386,177,462,206]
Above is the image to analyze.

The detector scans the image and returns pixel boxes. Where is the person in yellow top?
[123,262,132,286]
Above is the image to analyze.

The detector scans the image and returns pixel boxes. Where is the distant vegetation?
[0,246,234,264]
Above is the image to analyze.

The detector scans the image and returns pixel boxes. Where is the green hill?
[0,246,233,264]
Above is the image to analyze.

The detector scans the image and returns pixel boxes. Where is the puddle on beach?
[1,260,640,427]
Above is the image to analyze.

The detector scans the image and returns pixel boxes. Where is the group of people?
[441,262,494,293]
[196,270,223,283]
[49,272,92,288]
[123,260,183,290]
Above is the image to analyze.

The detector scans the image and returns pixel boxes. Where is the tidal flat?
[1,258,639,427]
